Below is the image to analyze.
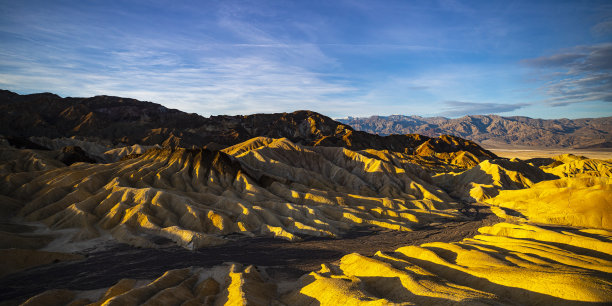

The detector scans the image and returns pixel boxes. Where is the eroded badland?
[0,91,611,305]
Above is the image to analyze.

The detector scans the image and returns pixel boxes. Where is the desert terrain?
[0,92,611,305]
[490,148,612,161]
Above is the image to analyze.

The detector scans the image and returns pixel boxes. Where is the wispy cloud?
[0,53,357,115]
[0,1,360,116]
[592,19,612,36]
[522,43,612,106]
[438,101,530,117]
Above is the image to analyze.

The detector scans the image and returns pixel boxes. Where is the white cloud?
[439,101,530,117]
[522,43,612,106]
[0,1,362,117]
[0,51,359,116]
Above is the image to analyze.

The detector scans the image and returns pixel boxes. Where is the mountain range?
[0,90,495,160]
[338,114,612,149]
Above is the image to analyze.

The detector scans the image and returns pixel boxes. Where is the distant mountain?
[0,90,495,159]
[337,115,612,149]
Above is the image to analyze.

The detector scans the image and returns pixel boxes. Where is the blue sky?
[0,0,610,119]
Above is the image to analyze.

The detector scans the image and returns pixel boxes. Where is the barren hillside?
[1,91,611,305]
[339,114,612,149]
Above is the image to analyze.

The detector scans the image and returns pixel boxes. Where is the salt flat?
[490,148,612,160]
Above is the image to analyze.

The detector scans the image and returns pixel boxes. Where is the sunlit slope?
[0,146,65,216]
[485,177,612,229]
[542,154,612,178]
[102,144,154,162]
[482,155,612,229]
[413,134,495,168]
[22,223,612,305]
[224,137,455,209]
[1,138,464,250]
[433,158,556,202]
[287,222,612,305]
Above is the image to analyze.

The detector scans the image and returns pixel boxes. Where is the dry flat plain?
[490,148,612,161]
[0,92,610,305]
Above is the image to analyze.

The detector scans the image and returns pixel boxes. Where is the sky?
[0,0,611,119]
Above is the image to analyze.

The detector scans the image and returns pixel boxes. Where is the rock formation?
[1,138,469,251]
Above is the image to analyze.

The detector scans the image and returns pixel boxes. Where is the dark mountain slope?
[0,90,496,159]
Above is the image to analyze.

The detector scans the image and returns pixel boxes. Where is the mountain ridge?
[0,90,495,160]
[338,114,612,149]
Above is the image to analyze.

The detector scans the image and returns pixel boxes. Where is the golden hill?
[1,137,467,251]
[3,132,612,305]
[485,177,612,229]
[482,154,612,229]
[542,154,612,178]
[433,158,556,202]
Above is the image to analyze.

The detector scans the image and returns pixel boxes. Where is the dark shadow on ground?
[0,207,502,303]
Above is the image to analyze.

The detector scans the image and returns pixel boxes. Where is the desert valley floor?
[0,92,611,305]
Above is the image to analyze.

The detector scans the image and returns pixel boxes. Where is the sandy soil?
[0,205,501,303]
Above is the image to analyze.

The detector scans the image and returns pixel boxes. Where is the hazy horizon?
[1,0,611,119]
[5,88,612,121]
